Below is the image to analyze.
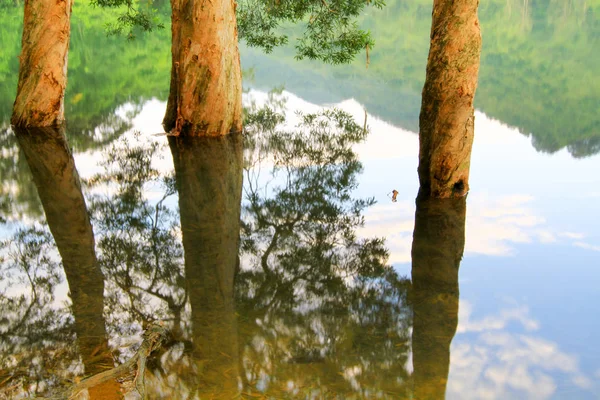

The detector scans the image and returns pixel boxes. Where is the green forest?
[0,0,598,156]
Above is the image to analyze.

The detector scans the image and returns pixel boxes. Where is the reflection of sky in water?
[4,88,598,398]
[344,100,600,397]
[448,299,597,399]
[75,91,600,398]
[247,89,600,399]
[349,97,600,398]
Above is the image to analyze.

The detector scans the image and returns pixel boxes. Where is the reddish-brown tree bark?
[418,0,482,198]
[11,0,73,127]
[163,0,243,137]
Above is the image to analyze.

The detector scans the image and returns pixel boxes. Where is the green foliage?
[0,9,22,124]
[105,9,164,40]
[243,0,600,156]
[0,2,171,219]
[0,0,597,172]
[296,21,373,64]
[90,0,166,39]
[237,0,385,63]
[92,0,381,63]
[0,0,22,9]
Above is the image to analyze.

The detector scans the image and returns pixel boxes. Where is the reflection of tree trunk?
[418,0,481,198]
[14,128,118,399]
[163,0,242,136]
[411,196,466,399]
[11,0,72,127]
[169,134,243,397]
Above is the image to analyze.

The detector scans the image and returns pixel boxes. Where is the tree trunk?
[418,0,482,198]
[169,134,243,397]
[15,127,119,399]
[11,0,72,127]
[163,0,242,137]
[411,196,465,399]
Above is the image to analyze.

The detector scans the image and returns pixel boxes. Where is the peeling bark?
[163,0,243,137]
[11,0,73,127]
[418,0,482,198]
[411,196,465,399]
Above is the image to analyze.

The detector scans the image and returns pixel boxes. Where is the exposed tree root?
[67,323,169,399]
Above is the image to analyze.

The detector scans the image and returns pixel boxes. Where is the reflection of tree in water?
[1,127,117,399]
[0,226,77,399]
[75,102,412,397]
[79,130,243,397]
[1,106,413,397]
[168,133,244,398]
[410,195,466,399]
[68,134,193,398]
[0,102,142,222]
[238,104,412,397]
[567,135,600,159]
[67,102,145,153]
[0,109,470,399]
[0,129,45,219]
[85,134,185,339]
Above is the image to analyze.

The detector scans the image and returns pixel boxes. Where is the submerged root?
[67,323,169,400]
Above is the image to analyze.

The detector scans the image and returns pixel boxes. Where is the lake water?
[0,0,599,399]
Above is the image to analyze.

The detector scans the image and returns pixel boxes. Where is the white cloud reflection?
[360,191,588,264]
[464,193,543,256]
[447,300,594,400]
[457,301,539,333]
[573,242,600,252]
[353,107,599,262]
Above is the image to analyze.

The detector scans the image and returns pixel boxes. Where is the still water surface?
[1,0,599,399]
[1,90,599,399]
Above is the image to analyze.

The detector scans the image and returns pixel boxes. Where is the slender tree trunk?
[411,196,465,399]
[15,127,119,399]
[163,0,242,137]
[11,0,72,127]
[169,134,243,396]
[418,0,482,198]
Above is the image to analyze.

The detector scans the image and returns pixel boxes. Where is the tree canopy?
[90,0,384,64]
